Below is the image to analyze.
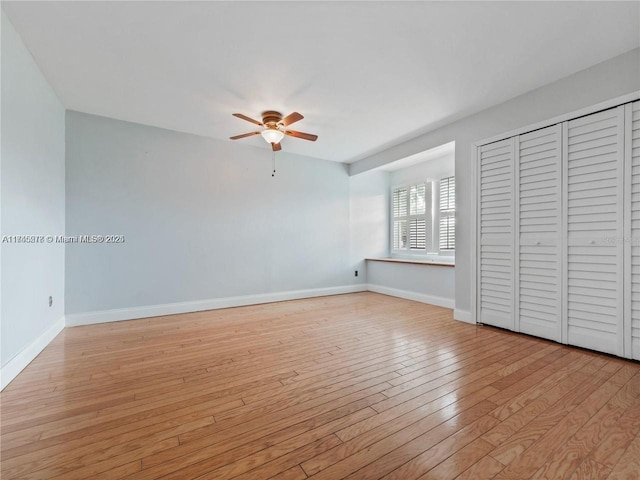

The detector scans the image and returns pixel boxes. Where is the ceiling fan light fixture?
[231,111,316,151]
[261,128,284,145]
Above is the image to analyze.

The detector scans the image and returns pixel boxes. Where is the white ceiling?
[3,1,639,163]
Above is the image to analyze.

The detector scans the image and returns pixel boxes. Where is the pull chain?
[272,150,276,177]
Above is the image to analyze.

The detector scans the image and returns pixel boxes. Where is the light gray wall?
[1,13,66,366]
[65,111,352,314]
[389,154,454,186]
[349,170,390,283]
[368,262,454,305]
[350,154,455,302]
[350,48,640,315]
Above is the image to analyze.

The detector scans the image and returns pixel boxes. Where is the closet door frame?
[618,105,626,357]
[471,91,639,327]
[514,136,520,334]
[624,103,633,358]
[562,123,569,345]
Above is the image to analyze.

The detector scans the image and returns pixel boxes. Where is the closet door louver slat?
[518,124,562,342]
[479,138,515,329]
[565,106,624,356]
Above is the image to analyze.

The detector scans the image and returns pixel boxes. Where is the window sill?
[366,257,455,267]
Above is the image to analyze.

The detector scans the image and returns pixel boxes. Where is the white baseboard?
[454,309,475,324]
[366,284,454,309]
[66,284,369,327]
[1,316,65,390]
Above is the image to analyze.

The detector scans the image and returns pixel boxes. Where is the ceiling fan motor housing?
[262,111,283,127]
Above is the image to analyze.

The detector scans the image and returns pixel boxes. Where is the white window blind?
[409,219,426,250]
[393,219,407,250]
[392,183,429,252]
[393,187,408,218]
[439,176,455,251]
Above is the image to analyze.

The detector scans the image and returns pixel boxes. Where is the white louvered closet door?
[517,125,562,342]
[478,138,515,330]
[627,101,640,360]
[565,106,625,356]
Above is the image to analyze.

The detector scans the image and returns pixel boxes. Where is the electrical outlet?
[355,270,358,277]
[49,296,53,307]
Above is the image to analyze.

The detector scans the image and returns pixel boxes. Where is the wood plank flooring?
[1,292,639,479]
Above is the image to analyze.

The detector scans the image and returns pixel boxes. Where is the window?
[439,176,455,251]
[392,183,429,253]
[391,176,455,257]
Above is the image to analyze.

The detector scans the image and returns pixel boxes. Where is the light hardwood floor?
[1,292,639,479]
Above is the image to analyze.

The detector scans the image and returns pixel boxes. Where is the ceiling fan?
[229,111,318,151]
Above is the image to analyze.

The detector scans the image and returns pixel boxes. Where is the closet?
[477,100,639,360]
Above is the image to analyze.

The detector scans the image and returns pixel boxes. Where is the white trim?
[561,121,569,345]
[65,285,368,327]
[624,103,633,358]
[470,144,478,325]
[366,283,454,309]
[554,124,564,344]
[616,105,627,358]
[454,309,474,324]
[476,91,640,147]
[1,317,65,390]
[514,135,521,334]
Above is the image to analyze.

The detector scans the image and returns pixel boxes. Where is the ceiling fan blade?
[279,112,304,127]
[284,130,318,141]
[232,113,263,126]
[272,142,282,151]
[230,131,261,140]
